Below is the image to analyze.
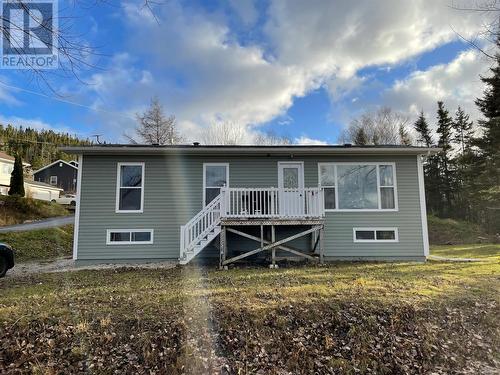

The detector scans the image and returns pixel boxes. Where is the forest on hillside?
[0,125,92,169]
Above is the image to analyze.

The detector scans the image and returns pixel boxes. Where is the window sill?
[115,210,144,214]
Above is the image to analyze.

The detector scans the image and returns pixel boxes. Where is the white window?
[319,164,336,209]
[203,163,229,206]
[353,228,399,242]
[318,162,397,211]
[50,176,58,185]
[106,229,153,245]
[116,162,144,213]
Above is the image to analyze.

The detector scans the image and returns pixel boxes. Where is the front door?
[278,162,304,217]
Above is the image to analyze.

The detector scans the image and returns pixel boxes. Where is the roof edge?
[60,145,441,156]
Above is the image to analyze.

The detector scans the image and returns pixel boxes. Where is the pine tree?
[436,101,454,216]
[398,124,412,145]
[413,110,433,147]
[8,154,25,197]
[452,106,474,154]
[353,127,368,145]
[475,38,500,189]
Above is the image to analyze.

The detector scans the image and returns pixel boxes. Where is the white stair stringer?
[179,194,222,264]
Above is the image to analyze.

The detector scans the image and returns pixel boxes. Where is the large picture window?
[203,163,229,206]
[318,163,397,211]
[116,162,144,213]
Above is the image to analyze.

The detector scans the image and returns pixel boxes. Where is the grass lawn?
[431,243,500,261]
[0,195,69,227]
[0,225,73,262]
[1,245,499,374]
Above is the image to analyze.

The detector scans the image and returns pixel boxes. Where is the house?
[24,180,63,201]
[0,151,15,195]
[0,151,62,200]
[62,144,439,267]
[33,159,78,193]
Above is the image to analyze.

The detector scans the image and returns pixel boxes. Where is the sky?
[0,0,496,144]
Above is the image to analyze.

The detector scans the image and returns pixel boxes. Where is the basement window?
[106,229,153,245]
[353,228,398,243]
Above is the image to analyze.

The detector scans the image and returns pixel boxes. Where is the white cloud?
[0,115,74,134]
[295,136,328,145]
[85,0,487,142]
[384,50,491,125]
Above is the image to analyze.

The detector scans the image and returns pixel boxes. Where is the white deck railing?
[220,187,324,219]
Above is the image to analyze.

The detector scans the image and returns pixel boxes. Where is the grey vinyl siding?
[76,154,425,262]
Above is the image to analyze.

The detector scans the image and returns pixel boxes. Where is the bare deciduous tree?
[126,97,183,145]
[0,1,158,90]
[201,122,293,145]
[201,121,249,145]
[254,131,292,145]
[339,107,413,145]
[450,0,500,60]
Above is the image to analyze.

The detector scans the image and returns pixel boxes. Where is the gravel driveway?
[0,215,74,233]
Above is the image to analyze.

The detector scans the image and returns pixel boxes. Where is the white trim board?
[318,161,398,212]
[203,163,229,207]
[353,227,399,243]
[115,162,145,213]
[72,155,83,260]
[106,229,154,245]
[417,155,430,256]
[33,159,78,174]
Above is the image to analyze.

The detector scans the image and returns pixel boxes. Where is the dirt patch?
[5,258,176,278]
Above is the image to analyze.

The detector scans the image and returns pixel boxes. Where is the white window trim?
[318,162,398,212]
[203,163,229,207]
[353,227,399,243]
[72,155,83,260]
[115,162,145,213]
[50,175,58,185]
[106,229,154,245]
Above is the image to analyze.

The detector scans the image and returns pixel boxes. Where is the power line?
[0,80,136,120]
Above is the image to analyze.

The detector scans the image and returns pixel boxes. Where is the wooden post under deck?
[319,224,325,264]
[271,225,276,267]
[219,226,227,269]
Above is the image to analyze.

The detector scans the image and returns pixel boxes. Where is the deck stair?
[179,194,222,264]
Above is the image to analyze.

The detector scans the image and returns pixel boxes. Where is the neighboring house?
[0,151,31,195]
[62,144,438,266]
[0,151,15,195]
[33,159,78,193]
[25,180,62,201]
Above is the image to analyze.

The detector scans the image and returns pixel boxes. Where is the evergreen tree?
[452,106,474,154]
[475,38,500,190]
[8,154,25,197]
[413,110,433,147]
[353,127,368,145]
[398,124,412,145]
[436,101,454,216]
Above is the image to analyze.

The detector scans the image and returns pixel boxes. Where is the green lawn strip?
[431,243,500,260]
[0,224,73,262]
[0,258,499,373]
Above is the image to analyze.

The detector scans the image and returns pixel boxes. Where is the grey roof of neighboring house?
[33,159,78,174]
[61,144,440,156]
